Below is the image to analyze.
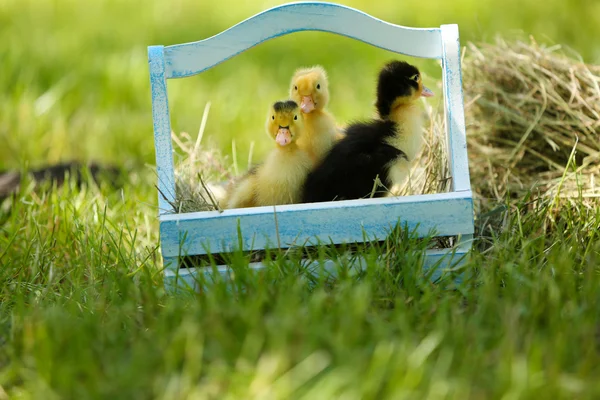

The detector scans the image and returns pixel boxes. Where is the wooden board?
[441,24,471,192]
[164,2,443,79]
[160,191,474,263]
[163,243,473,293]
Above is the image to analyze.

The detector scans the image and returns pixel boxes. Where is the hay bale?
[171,36,600,215]
[463,36,600,203]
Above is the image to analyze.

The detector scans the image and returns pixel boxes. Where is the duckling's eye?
[316,84,321,89]
[294,115,298,120]
[272,115,275,120]
[294,85,298,90]
[410,74,420,82]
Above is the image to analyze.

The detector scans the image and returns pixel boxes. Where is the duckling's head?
[266,100,304,147]
[289,66,329,114]
[375,60,434,119]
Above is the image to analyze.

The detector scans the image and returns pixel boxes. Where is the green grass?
[2,175,600,398]
[2,0,600,398]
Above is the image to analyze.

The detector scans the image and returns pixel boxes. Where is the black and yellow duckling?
[224,100,312,209]
[301,60,433,203]
[289,66,341,165]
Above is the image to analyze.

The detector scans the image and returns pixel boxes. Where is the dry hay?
[463,36,600,208]
[170,135,232,214]
[172,36,600,217]
[170,103,234,214]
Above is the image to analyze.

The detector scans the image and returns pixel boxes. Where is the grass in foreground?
[1,174,600,399]
[2,0,600,397]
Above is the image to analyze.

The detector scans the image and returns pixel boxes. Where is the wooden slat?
[148,46,176,214]
[163,246,470,293]
[159,191,474,258]
[164,2,442,79]
[441,24,471,192]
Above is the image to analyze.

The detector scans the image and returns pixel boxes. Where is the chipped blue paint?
[441,24,471,192]
[148,46,176,214]
[159,191,474,263]
[147,3,476,285]
[164,2,443,79]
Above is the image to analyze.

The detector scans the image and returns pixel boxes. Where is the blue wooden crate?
[148,1,474,290]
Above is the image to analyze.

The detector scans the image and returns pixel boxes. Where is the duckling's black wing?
[301,120,407,203]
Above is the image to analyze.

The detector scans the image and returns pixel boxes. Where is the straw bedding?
[171,36,600,215]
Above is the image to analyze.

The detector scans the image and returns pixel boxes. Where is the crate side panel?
[160,192,474,257]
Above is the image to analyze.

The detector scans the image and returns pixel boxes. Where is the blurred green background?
[1,0,599,172]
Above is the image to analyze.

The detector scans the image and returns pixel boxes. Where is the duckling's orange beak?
[276,127,292,146]
[300,96,315,113]
[421,86,434,97]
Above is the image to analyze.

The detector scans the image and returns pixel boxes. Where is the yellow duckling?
[224,100,312,209]
[289,66,340,164]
